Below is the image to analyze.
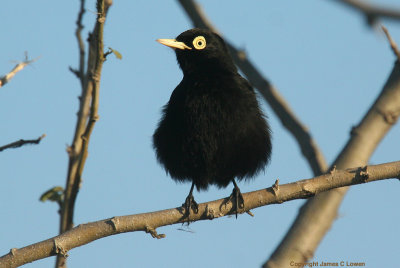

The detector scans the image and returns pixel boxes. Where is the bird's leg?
[182,182,199,221]
[229,179,245,218]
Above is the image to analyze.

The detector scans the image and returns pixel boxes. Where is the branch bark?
[56,0,112,267]
[1,161,399,268]
[264,58,400,267]
[0,55,39,88]
[382,25,400,61]
[0,134,46,152]
[335,0,400,25]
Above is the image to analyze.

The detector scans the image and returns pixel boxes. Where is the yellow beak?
[156,39,192,50]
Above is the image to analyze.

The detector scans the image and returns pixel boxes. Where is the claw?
[229,179,244,218]
[181,183,198,224]
[183,192,199,214]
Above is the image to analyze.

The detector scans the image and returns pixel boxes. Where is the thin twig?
[0,56,39,88]
[76,0,86,85]
[381,25,400,61]
[0,134,46,152]
[177,0,328,176]
[1,161,399,267]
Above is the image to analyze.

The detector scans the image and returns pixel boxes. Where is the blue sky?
[1,1,400,267]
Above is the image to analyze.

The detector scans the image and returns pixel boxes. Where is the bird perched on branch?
[153,28,272,219]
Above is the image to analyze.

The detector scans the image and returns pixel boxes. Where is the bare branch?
[1,161,399,268]
[73,0,86,86]
[0,134,46,152]
[177,0,328,175]
[56,0,112,267]
[381,25,400,61]
[264,55,400,266]
[335,0,400,25]
[0,56,39,88]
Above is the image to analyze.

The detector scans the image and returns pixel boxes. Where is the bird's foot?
[183,194,199,215]
[229,181,245,218]
[181,189,199,224]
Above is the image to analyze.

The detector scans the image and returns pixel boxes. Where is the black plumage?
[153,28,272,218]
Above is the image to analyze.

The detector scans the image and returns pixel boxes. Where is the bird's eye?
[193,36,206,50]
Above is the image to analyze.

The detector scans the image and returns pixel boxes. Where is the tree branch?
[177,0,328,176]
[381,25,400,61]
[0,55,39,88]
[334,0,400,25]
[1,161,399,268]
[68,0,86,86]
[0,134,46,152]
[176,1,400,265]
[264,35,400,267]
[56,1,112,267]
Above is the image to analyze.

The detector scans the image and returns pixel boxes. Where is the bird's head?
[157,28,236,75]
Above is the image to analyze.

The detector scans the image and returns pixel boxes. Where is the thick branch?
[0,134,46,152]
[177,0,327,175]
[1,161,399,268]
[265,55,400,267]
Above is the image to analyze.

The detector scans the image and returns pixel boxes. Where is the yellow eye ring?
[193,36,206,50]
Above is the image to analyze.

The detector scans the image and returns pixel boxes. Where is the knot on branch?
[66,144,78,158]
[358,166,369,182]
[272,179,280,196]
[98,17,106,24]
[87,32,93,43]
[329,165,337,175]
[90,72,101,82]
[326,165,337,182]
[91,115,100,122]
[81,134,88,142]
[105,0,113,8]
[237,49,247,60]
[350,125,360,136]
[246,210,255,217]
[108,217,119,231]
[9,248,17,256]
[145,226,165,239]
[204,205,215,219]
[302,183,316,196]
[379,109,399,125]
[53,239,68,258]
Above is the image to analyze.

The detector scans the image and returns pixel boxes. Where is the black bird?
[153,28,272,219]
